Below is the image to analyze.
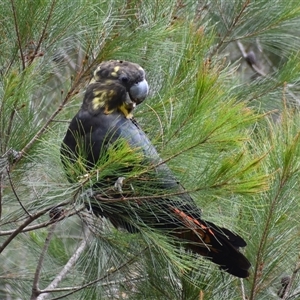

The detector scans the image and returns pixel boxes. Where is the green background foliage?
[1,0,300,299]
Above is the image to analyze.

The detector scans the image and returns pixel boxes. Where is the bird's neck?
[117,102,135,119]
[88,86,135,119]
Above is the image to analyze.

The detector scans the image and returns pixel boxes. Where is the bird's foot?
[114,177,126,193]
[80,188,95,199]
[113,177,135,196]
[80,188,98,214]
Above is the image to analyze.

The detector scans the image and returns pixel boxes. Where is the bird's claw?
[80,188,95,198]
[114,177,125,193]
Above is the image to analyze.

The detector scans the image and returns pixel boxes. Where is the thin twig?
[79,117,237,188]
[0,201,63,228]
[199,290,204,300]
[240,278,246,300]
[94,188,195,203]
[0,150,14,219]
[39,276,144,294]
[10,54,91,167]
[10,0,25,70]
[37,233,90,300]
[4,106,17,149]
[277,276,290,298]
[282,259,300,300]
[145,103,164,144]
[49,247,148,300]
[49,119,71,123]
[0,210,47,253]
[29,0,56,66]
[209,0,250,57]
[0,206,83,236]
[6,166,32,217]
[31,224,57,300]
[236,41,300,105]
[0,173,3,220]
[288,290,300,300]
[249,175,289,299]
[80,153,268,204]
[12,88,78,166]
[0,200,69,253]
[236,41,266,76]
[230,0,251,30]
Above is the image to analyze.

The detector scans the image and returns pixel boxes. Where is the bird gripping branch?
[61,60,251,278]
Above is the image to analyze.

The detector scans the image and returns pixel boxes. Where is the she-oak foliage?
[0,0,300,299]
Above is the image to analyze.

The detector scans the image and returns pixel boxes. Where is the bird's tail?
[87,197,251,278]
[170,206,251,278]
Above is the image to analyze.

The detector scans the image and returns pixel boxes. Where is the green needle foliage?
[1,0,300,299]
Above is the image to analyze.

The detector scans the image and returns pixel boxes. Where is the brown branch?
[209,0,250,57]
[236,41,266,77]
[236,41,300,106]
[231,0,251,29]
[39,276,144,294]
[4,106,17,149]
[93,188,195,203]
[0,200,69,253]
[0,210,47,253]
[0,150,14,220]
[31,224,57,300]
[6,166,32,217]
[240,278,247,300]
[49,247,148,300]
[10,0,25,70]
[37,233,90,300]
[0,174,3,220]
[0,206,83,236]
[282,258,300,300]
[249,175,290,299]
[29,0,57,66]
[12,86,79,166]
[79,126,220,189]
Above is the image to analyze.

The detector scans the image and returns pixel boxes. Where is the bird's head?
[84,60,149,118]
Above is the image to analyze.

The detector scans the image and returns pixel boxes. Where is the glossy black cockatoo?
[61,60,251,278]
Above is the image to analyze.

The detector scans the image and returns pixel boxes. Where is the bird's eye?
[119,74,128,83]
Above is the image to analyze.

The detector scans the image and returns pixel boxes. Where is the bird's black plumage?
[61,60,251,278]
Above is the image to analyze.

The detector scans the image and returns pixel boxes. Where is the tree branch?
[10,0,25,69]
[282,257,300,300]
[236,41,300,106]
[209,0,251,57]
[0,200,69,253]
[31,224,57,300]
[11,62,88,167]
[0,206,83,236]
[37,232,90,300]
[240,278,247,300]
[6,166,32,217]
[48,247,148,300]
[29,0,57,66]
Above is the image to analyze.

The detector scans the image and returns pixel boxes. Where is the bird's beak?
[129,79,149,104]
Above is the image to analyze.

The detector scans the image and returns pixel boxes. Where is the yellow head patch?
[111,66,120,77]
[92,89,116,111]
